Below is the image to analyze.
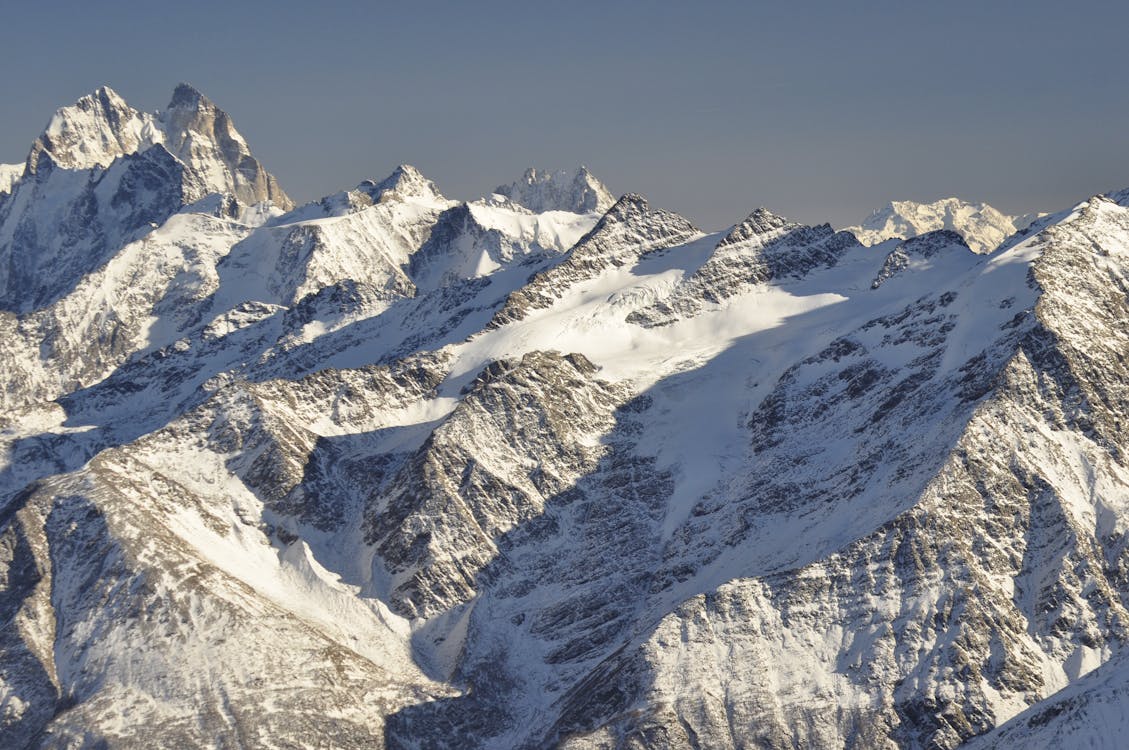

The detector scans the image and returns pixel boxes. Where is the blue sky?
[2,1,1127,228]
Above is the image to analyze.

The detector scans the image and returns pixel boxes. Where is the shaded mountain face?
[0,85,291,314]
[2,87,1128,750]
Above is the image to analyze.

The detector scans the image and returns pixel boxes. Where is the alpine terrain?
[844,197,1044,254]
[2,85,1129,749]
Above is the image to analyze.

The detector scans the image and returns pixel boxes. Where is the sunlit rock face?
[3,87,1129,749]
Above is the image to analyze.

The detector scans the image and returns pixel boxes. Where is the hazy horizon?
[3,1,1128,229]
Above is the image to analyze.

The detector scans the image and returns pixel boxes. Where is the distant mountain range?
[2,85,1128,750]
[843,196,1046,254]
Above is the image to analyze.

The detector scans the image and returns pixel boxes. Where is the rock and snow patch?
[845,197,1033,253]
[494,166,616,214]
[5,83,1129,750]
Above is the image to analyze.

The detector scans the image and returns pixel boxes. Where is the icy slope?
[552,197,1129,750]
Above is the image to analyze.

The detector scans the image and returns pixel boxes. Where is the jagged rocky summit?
[844,196,1044,254]
[2,85,1129,750]
[0,84,291,313]
[494,166,616,214]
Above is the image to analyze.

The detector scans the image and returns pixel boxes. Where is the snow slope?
[0,164,21,195]
[0,85,290,313]
[845,197,1033,253]
[494,166,615,214]
[3,86,1129,750]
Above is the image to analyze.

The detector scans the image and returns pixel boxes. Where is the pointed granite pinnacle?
[717,207,797,247]
[168,82,212,110]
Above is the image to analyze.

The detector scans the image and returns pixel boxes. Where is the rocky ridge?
[1,86,1128,750]
[845,197,1036,254]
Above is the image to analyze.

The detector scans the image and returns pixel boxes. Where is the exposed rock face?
[157,83,292,210]
[488,193,699,328]
[0,85,291,313]
[3,87,1129,750]
[630,207,861,327]
[365,351,629,619]
[495,166,616,214]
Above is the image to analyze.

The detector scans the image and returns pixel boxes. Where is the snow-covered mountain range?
[3,85,1129,749]
[844,197,1044,254]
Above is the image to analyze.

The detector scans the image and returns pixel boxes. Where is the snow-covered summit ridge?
[494,166,615,214]
[359,164,444,204]
[23,83,291,209]
[845,196,1032,254]
[26,85,153,173]
[717,206,798,246]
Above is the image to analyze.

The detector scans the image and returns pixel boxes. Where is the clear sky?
[2,0,1127,229]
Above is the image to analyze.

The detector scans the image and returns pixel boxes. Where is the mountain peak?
[494,166,615,214]
[871,228,975,288]
[156,83,292,209]
[19,84,291,208]
[603,192,649,220]
[167,82,211,110]
[90,85,127,105]
[899,228,972,256]
[27,85,151,173]
[845,196,1021,254]
[717,207,798,247]
[360,164,443,203]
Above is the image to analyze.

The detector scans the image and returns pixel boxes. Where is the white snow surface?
[24,84,290,209]
[5,85,1129,750]
[845,196,1029,253]
[494,166,616,214]
[0,163,22,195]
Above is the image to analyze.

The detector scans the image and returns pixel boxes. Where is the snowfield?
[2,85,1129,750]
